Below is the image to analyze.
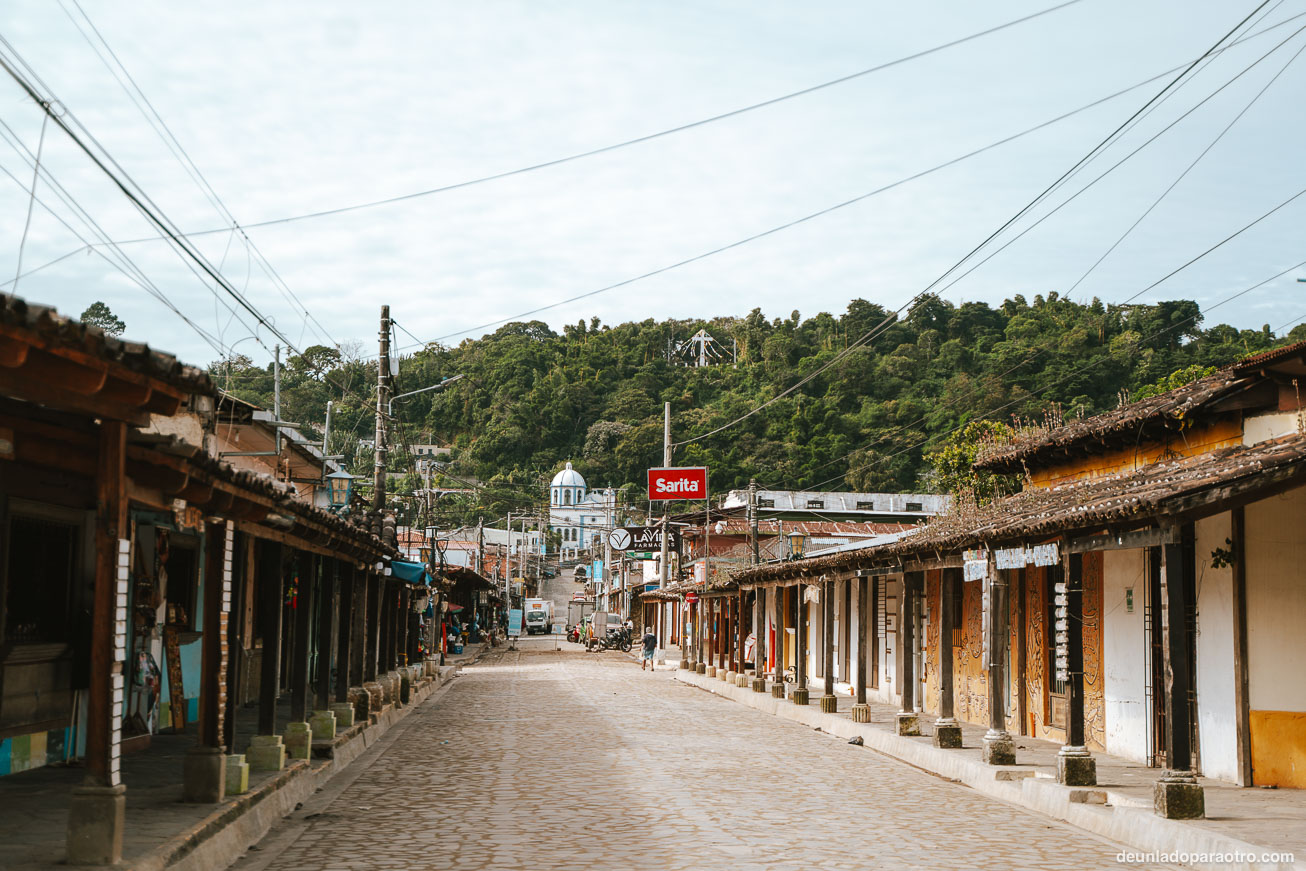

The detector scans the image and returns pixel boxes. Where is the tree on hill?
[80,301,125,337]
[204,296,1296,520]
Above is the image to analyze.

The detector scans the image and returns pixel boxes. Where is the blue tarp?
[390,559,430,584]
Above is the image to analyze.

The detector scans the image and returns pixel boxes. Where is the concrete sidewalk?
[674,667,1305,871]
[0,664,459,871]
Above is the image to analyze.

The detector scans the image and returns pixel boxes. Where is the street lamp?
[386,373,465,417]
[788,530,807,560]
[327,469,356,511]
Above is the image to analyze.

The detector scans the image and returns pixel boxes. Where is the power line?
[777,15,1306,487]
[56,1,343,353]
[805,250,1306,492]
[0,120,234,354]
[100,0,1088,244]
[381,7,1304,353]
[669,0,1277,449]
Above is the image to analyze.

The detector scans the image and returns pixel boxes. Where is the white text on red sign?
[647,466,708,501]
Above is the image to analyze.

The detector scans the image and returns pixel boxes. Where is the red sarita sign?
[647,466,708,501]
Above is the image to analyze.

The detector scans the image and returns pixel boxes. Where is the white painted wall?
[1194,512,1238,783]
[1242,410,1299,446]
[1245,487,1306,713]
[1102,549,1150,764]
[882,576,900,706]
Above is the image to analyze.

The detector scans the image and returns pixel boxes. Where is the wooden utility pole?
[373,306,390,513]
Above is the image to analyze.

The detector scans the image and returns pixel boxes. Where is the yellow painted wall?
[1250,711,1306,789]
[1027,419,1242,488]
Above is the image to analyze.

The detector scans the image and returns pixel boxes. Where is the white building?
[720,488,949,521]
[549,461,617,561]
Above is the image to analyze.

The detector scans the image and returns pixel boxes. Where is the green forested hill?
[211,294,1299,521]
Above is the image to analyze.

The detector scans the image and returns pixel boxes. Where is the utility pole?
[504,511,512,609]
[372,306,390,513]
[273,344,282,454]
[659,401,671,652]
[749,479,760,565]
[476,517,484,576]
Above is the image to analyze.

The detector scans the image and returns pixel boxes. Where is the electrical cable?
[804,251,1306,492]
[383,6,1302,353]
[669,0,1281,450]
[8,112,47,300]
[101,0,1089,244]
[765,22,1306,487]
[56,1,344,353]
[0,124,234,354]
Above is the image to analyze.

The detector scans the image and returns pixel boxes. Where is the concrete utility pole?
[476,517,484,575]
[749,478,759,565]
[372,306,390,513]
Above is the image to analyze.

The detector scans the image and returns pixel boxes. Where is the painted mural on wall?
[956,577,988,727]
[1021,561,1106,751]
[1025,566,1047,740]
[924,571,940,716]
[1082,551,1106,751]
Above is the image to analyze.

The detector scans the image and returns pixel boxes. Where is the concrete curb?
[133,666,459,871]
[674,669,1303,871]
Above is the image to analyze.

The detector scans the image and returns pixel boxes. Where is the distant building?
[548,462,617,561]
[720,489,949,523]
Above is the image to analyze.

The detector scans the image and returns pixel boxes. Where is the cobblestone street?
[231,638,1173,871]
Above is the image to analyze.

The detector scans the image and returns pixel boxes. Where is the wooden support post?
[1155,524,1204,818]
[773,585,784,683]
[1231,508,1253,787]
[895,573,920,735]
[1058,550,1096,783]
[934,569,961,746]
[365,573,381,681]
[793,582,809,704]
[1161,532,1193,771]
[982,558,1015,764]
[871,576,879,690]
[255,542,283,736]
[852,576,870,721]
[752,587,766,690]
[185,520,230,802]
[289,554,313,723]
[736,593,746,674]
[67,420,128,865]
[336,564,354,702]
[377,579,388,675]
[314,559,335,710]
[222,533,248,754]
[283,553,315,760]
[820,578,836,712]
[349,567,365,686]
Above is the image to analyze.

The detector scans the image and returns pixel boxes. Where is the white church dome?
[551,461,586,489]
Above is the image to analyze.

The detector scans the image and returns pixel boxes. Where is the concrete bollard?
[309,709,338,742]
[331,701,356,728]
[283,722,313,760]
[225,754,250,795]
[246,735,286,771]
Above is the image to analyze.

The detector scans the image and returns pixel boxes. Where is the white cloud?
[0,0,1302,366]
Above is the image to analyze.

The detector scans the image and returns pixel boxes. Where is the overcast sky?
[0,0,1303,367]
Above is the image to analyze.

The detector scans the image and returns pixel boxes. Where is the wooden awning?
[0,297,211,426]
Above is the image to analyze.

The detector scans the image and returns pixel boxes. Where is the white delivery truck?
[523,598,552,635]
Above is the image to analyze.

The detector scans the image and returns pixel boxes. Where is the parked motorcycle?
[593,626,632,653]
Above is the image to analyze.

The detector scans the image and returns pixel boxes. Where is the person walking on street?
[640,626,657,671]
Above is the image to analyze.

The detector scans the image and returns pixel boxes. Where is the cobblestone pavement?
[232,639,1177,871]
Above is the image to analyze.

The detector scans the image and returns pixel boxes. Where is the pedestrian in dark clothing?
[641,628,657,671]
